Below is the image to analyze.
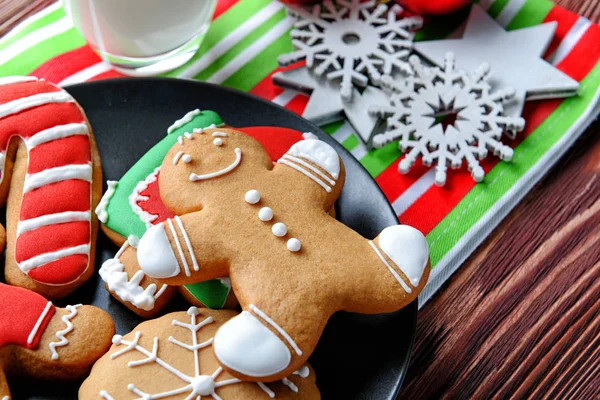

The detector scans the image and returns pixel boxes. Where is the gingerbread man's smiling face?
[159,128,273,214]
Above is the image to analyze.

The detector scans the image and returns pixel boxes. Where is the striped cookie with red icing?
[0,76,101,299]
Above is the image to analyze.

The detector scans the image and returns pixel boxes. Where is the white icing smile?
[189,148,242,181]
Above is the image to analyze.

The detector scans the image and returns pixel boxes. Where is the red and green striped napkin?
[2,0,598,304]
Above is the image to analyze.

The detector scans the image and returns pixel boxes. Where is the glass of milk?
[63,0,217,76]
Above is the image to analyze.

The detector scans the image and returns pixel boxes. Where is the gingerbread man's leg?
[99,236,177,317]
[210,225,429,381]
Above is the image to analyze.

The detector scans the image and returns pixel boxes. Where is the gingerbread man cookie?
[80,307,319,399]
[0,76,102,298]
[96,109,315,316]
[0,283,114,399]
[125,128,430,381]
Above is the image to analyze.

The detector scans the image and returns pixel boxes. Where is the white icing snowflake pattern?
[370,53,526,186]
[107,307,307,399]
[278,0,422,101]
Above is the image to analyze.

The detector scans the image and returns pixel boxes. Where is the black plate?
[6,78,417,400]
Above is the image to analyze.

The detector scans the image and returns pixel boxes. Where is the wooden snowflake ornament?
[278,0,423,101]
[371,53,526,186]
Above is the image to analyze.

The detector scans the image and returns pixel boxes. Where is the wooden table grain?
[2,0,600,399]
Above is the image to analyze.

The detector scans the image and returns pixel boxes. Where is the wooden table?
[2,0,600,398]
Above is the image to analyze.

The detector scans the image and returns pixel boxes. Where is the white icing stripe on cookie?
[0,91,73,120]
[211,131,228,137]
[0,76,38,86]
[282,378,299,393]
[23,163,93,193]
[26,123,89,149]
[99,391,115,400]
[368,241,412,294]
[174,216,199,272]
[167,218,191,277]
[249,304,303,356]
[95,181,118,224]
[277,159,332,193]
[258,382,275,398]
[17,211,91,235]
[167,109,201,134]
[19,244,90,272]
[49,304,82,360]
[282,154,336,186]
[27,301,53,345]
[173,150,184,165]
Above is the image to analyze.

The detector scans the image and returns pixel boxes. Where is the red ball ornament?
[397,0,472,15]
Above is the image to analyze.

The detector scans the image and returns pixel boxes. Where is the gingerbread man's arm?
[137,211,231,285]
[272,139,345,212]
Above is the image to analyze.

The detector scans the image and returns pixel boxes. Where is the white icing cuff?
[286,139,340,179]
[138,223,180,278]
[214,311,291,377]
[379,225,429,287]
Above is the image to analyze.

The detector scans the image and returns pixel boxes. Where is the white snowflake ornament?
[371,53,525,186]
[278,0,422,101]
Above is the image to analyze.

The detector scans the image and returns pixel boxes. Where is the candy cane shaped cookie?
[0,77,101,298]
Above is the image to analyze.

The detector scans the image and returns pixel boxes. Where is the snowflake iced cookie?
[128,127,430,380]
[278,0,422,101]
[80,307,319,399]
[0,76,102,299]
[0,283,114,399]
[95,109,313,317]
[371,53,526,186]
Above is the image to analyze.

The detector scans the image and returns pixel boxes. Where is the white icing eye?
[287,238,301,252]
[258,207,273,221]
[213,138,223,146]
[245,190,260,204]
[272,223,287,237]
[182,154,192,163]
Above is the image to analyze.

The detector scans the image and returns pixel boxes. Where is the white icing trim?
[1,396,10,400]
[25,123,89,149]
[213,138,223,146]
[49,304,81,360]
[189,148,242,181]
[287,139,340,179]
[18,211,91,235]
[182,154,192,163]
[173,150,184,165]
[99,391,115,400]
[174,216,199,272]
[166,218,191,277]
[257,383,275,398]
[18,244,90,272]
[184,132,193,139]
[277,159,332,193]
[129,167,161,228]
[0,91,73,120]
[0,76,37,86]
[27,301,53,345]
[249,304,303,356]
[282,378,298,393]
[368,241,412,294]
[293,365,310,378]
[282,154,336,185]
[177,136,184,145]
[95,181,118,223]
[167,109,201,134]
[211,131,228,137]
[99,240,168,311]
[23,164,92,193]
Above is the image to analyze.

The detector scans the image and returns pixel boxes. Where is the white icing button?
[213,138,223,146]
[213,311,291,377]
[244,190,260,204]
[182,154,192,163]
[137,223,180,278]
[272,223,287,237]
[258,207,273,221]
[379,225,429,287]
[287,238,301,252]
